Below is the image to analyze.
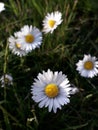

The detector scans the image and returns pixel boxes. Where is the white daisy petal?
[0,2,5,12]
[8,35,27,57]
[45,99,50,107]
[54,98,61,109]
[53,100,57,113]
[70,86,79,95]
[38,97,49,108]
[31,69,78,113]
[48,98,53,112]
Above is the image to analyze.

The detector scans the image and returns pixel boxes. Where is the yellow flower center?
[48,20,56,28]
[45,83,59,98]
[15,43,21,49]
[84,61,94,70]
[4,78,9,84]
[25,34,34,43]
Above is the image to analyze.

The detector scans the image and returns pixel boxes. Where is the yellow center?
[84,61,94,70]
[15,43,21,49]
[48,20,56,28]
[45,83,59,98]
[25,34,34,43]
[4,78,9,84]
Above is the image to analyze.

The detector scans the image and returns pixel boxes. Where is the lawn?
[0,0,98,130]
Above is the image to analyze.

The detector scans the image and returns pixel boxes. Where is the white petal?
[48,99,53,112]
[38,97,49,108]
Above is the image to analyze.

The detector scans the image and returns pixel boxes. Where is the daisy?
[70,84,79,95]
[42,11,63,34]
[76,54,98,78]
[0,74,13,87]
[17,25,42,52]
[0,2,5,12]
[31,69,78,113]
[8,35,27,57]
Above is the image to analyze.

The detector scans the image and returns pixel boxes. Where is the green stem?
[31,108,39,126]
[3,41,9,100]
[20,56,25,67]
[3,41,11,130]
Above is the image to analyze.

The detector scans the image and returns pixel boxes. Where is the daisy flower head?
[17,25,42,52]
[76,54,98,78]
[0,74,13,87]
[8,35,27,57]
[70,84,79,95]
[42,11,63,34]
[31,69,78,113]
[0,2,5,12]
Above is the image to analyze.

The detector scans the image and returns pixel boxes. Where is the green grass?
[0,0,98,130]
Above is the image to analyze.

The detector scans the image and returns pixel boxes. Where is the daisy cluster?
[8,25,43,57]
[0,2,98,113]
[7,11,63,57]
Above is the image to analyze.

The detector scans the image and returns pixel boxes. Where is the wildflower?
[8,35,27,57]
[31,69,78,113]
[76,54,98,78]
[70,84,79,94]
[17,25,42,52]
[42,11,63,34]
[0,74,13,87]
[0,2,5,12]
